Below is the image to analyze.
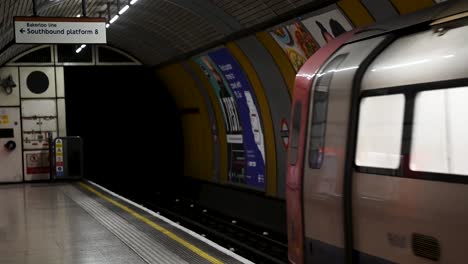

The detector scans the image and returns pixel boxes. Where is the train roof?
[347,0,468,44]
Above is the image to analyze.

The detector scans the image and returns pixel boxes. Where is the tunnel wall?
[156,0,439,199]
[157,63,216,183]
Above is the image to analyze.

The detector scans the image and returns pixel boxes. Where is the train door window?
[410,87,468,175]
[355,94,405,169]
[289,102,302,165]
[308,55,347,168]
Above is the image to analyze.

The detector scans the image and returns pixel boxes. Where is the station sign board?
[14,17,107,44]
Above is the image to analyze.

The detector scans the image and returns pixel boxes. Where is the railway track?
[126,191,288,264]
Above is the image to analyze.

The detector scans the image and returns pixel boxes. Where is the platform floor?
[0,182,249,264]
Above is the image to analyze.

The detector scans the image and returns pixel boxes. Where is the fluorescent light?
[80,44,86,49]
[130,0,139,5]
[106,23,110,28]
[119,5,129,15]
[109,15,119,24]
[76,14,81,17]
[75,47,82,53]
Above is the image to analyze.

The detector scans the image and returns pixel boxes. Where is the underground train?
[286,1,468,264]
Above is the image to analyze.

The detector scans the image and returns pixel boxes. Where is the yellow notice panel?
[338,0,375,27]
[1,115,9,124]
[390,0,433,15]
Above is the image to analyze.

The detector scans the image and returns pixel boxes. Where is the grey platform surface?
[0,183,246,264]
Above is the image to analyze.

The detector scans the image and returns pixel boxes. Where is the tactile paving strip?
[61,185,194,264]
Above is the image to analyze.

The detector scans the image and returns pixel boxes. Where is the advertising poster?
[301,8,354,47]
[270,21,320,72]
[195,48,266,189]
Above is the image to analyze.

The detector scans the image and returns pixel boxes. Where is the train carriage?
[287,1,468,263]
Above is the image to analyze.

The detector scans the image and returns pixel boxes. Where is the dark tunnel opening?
[65,66,184,197]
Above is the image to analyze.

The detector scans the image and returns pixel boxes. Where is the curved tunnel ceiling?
[0,0,333,66]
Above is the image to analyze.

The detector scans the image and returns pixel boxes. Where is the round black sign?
[26,71,49,94]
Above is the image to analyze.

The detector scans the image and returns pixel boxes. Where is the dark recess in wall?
[64,66,183,196]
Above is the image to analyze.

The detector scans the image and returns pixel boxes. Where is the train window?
[308,55,347,169]
[410,87,468,175]
[289,102,302,165]
[355,94,405,169]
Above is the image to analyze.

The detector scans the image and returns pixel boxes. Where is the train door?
[0,107,22,182]
[287,31,356,264]
[301,35,389,263]
[352,24,468,263]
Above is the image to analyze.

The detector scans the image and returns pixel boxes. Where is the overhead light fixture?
[119,5,129,15]
[75,47,82,53]
[109,15,119,24]
[130,0,138,5]
[106,23,110,28]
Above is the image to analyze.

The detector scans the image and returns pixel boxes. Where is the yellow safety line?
[79,182,224,264]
